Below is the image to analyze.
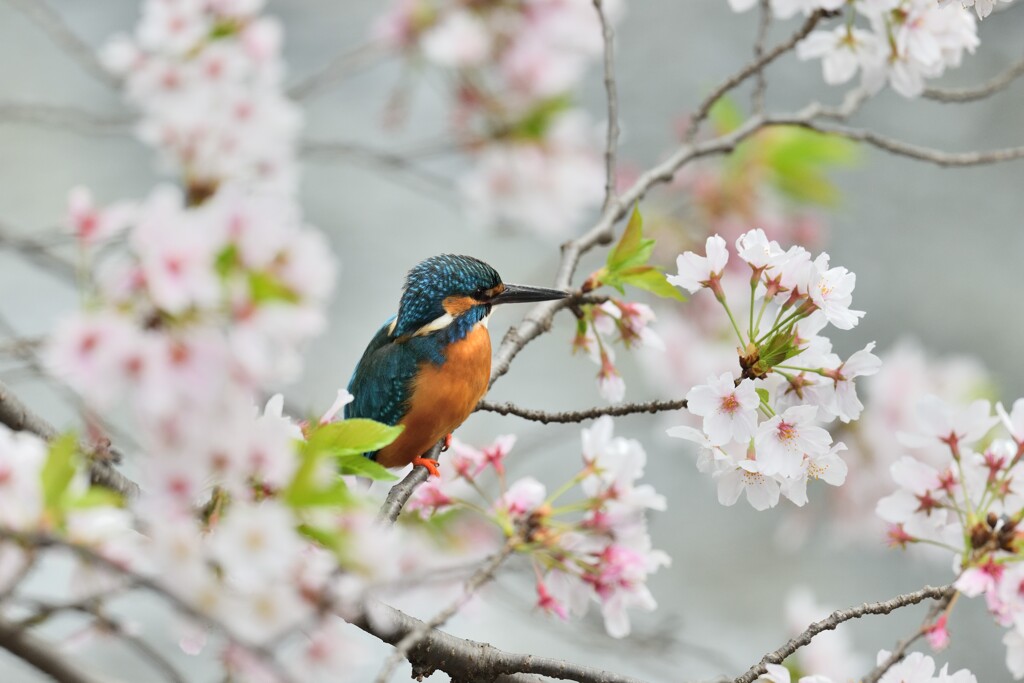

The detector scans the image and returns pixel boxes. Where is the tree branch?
[862,589,955,683]
[684,9,826,141]
[769,117,1024,167]
[751,0,772,114]
[0,616,104,683]
[3,0,120,89]
[354,600,650,683]
[733,584,954,683]
[373,542,515,683]
[476,398,687,424]
[593,0,620,210]
[923,54,1024,102]
[0,102,132,135]
[286,43,381,100]
[0,379,138,498]
[377,440,444,524]
[0,529,298,683]
[0,220,76,282]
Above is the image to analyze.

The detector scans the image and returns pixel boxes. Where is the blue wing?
[344,317,446,429]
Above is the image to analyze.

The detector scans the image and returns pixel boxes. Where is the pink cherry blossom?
[685,374,760,446]
[668,235,729,294]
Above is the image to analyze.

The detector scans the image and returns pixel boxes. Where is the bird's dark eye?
[473,287,489,300]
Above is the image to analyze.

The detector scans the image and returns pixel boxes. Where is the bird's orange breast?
[375,322,491,468]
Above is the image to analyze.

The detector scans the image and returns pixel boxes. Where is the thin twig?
[770,117,1024,167]
[684,9,826,141]
[0,102,132,135]
[923,54,1024,103]
[476,398,687,424]
[733,584,954,683]
[301,139,455,193]
[751,0,772,114]
[862,590,955,683]
[373,542,515,683]
[3,0,120,89]
[0,220,76,282]
[286,43,381,100]
[593,0,620,210]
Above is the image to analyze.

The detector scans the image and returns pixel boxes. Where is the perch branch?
[476,399,687,424]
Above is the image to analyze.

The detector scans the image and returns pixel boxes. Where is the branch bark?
[354,600,650,683]
[923,54,1024,102]
[0,380,138,498]
[0,616,103,683]
[476,398,687,424]
[377,440,444,524]
[593,0,620,210]
[733,584,954,683]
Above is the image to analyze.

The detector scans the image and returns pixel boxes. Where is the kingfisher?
[345,254,568,476]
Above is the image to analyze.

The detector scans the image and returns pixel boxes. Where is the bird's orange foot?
[442,433,453,452]
[413,456,441,478]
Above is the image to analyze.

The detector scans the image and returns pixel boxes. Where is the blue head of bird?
[391,254,568,342]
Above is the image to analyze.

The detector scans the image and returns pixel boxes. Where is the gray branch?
[376,440,444,524]
[3,0,120,89]
[0,616,103,683]
[0,102,132,135]
[0,379,138,498]
[593,0,620,210]
[353,600,650,683]
[476,398,688,424]
[733,584,954,683]
[923,54,1024,102]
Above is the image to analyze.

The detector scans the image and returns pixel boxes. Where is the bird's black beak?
[491,283,570,305]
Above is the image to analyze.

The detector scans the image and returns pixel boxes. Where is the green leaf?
[606,205,654,274]
[41,433,78,515]
[307,419,404,458]
[709,97,743,135]
[288,480,353,507]
[336,454,399,481]
[66,487,123,510]
[297,524,343,553]
[511,95,572,140]
[761,127,859,207]
[249,272,299,304]
[756,388,771,405]
[616,267,686,301]
[214,244,240,277]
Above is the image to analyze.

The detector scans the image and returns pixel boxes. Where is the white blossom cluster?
[102,0,301,193]
[668,229,880,510]
[728,0,982,99]
[876,396,1024,678]
[373,0,616,238]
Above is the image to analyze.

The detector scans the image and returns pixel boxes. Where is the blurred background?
[0,1,1022,681]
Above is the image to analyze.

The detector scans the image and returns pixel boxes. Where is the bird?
[345,254,568,476]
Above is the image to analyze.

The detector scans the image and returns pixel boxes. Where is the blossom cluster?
[408,418,669,638]
[757,651,976,683]
[29,3,438,679]
[668,228,879,510]
[782,0,980,98]
[102,0,301,194]
[373,0,616,237]
[574,299,664,403]
[876,396,1024,678]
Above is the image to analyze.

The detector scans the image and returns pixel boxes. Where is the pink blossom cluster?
[786,0,979,98]
[374,0,617,237]
[876,396,1024,678]
[667,229,877,510]
[574,299,663,403]
[101,0,301,193]
[408,418,669,638]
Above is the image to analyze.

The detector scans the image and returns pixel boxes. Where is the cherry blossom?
[668,235,729,295]
[685,373,760,446]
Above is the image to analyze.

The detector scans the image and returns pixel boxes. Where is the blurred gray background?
[0,1,1022,681]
